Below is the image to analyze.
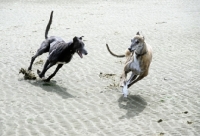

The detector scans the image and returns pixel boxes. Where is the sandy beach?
[0,0,200,135]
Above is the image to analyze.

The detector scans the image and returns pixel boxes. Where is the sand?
[0,0,200,135]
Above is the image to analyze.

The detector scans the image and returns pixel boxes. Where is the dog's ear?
[136,32,140,35]
[79,36,84,40]
[73,36,78,42]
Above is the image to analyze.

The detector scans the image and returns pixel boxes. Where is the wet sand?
[0,0,200,135]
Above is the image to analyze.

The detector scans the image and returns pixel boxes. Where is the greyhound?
[106,32,152,97]
[28,11,88,81]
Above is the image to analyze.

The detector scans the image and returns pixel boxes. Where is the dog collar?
[135,51,147,58]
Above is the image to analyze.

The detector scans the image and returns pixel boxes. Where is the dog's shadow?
[27,80,74,99]
[118,95,147,119]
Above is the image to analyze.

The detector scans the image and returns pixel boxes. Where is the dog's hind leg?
[119,71,127,87]
[28,52,42,71]
[28,41,50,70]
[43,64,63,82]
[119,63,131,87]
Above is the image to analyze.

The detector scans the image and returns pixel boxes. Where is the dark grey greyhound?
[28,11,88,81]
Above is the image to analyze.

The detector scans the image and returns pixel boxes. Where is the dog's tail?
[106,44,125,58]
[45,11,53,39]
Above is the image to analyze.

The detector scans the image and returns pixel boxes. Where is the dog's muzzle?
[76,50,88,58]
[77,50,83,58]
[128,48,135,52]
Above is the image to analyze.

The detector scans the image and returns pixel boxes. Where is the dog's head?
[73,36,88,58]
[128,32,145,52]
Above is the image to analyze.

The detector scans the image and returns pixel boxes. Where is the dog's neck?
[135,42,147,59]
[67,42,76,54]
[135,51,147,58]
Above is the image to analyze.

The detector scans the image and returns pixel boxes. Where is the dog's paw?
[37,69,43,78]
[28,67,31,71]
[37,69,41,74]
[119,81,126,87]
[123,94,128,97]
[119,80,124,87]
[122,84,128,97]
[43,78,50,82]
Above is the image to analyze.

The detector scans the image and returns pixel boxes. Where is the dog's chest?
[130,54,141,74]
[57,54,73,64]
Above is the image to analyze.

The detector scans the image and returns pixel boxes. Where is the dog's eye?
[135,40,139,44]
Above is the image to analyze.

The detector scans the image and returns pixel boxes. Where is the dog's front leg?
[122,72,137,97]
[128,70,148,88]
[37,60,55,78]
[37,60,50,78]
[43,64,63,82]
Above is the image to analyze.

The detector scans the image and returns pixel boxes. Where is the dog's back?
[141,43,152,72]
